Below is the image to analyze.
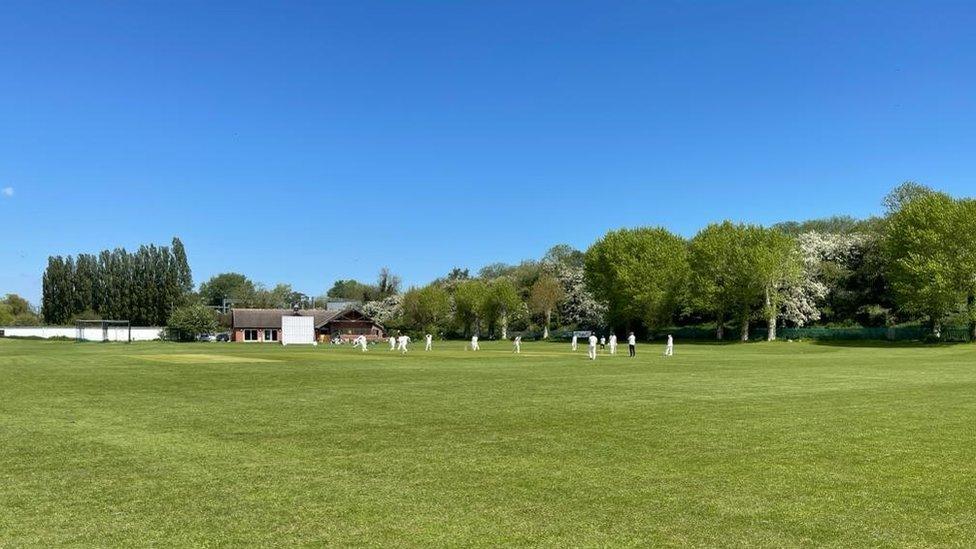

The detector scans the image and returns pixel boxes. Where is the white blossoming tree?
[781,231,867,326]
[362,294,403,326]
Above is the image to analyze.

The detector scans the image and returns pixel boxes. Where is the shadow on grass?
[806,339,973,348]
[664,338,974,348]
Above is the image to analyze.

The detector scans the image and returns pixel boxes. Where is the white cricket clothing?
[587,335,598,360]
[628,334,636,345]
[471,335,479,351]
[389,336,396,350]
[571,335,578,351]
[665,335,674,356]
[513,336,521,354]
[425,334,433,351]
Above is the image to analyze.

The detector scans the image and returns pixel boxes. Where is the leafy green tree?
[884,191,961,337]
[42,256,71,324]
[326,279,377,302]
[750,228,801,341]
[883,181,935,214]
[954,199,976,339]
[483,278,521,339]
[584,227,690,332]
[0,294,38,325]
[3,294,34,317]
[453,279,488,336]
[689,222,754,339]
[171,237,193,295]
[167,304,218,341]
[528,275,563,339]
[690,223,800,341]
[401,284,451,334]
[478,263,515,280]
[773,216,867,236]
[199,273,256,308]
[73,254,97,315]
[543,244,585,269]
[251,283,300,308]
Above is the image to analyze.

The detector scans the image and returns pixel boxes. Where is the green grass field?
[1,338,975,546]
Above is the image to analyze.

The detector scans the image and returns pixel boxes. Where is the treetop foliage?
[28,182,976,341]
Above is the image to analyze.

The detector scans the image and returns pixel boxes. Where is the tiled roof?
[231,308,340,329]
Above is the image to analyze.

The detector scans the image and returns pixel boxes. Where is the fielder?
[609,334,617,355]
[389,336,396,351]
[599,336,606,350]
[587,333,598,360]
[664,334,674,357]
[513,335,521,354]
[628,332,636,357]
[355,335,368,352]
[470,335,479,351]
[425,333,433,351]
[397,334,410,353]
[571,334,578,351]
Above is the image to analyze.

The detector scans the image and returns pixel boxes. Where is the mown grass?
[1,338,974,546]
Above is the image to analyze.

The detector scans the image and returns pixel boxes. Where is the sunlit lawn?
[1,337,974,546]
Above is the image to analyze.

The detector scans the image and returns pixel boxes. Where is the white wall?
[0,326,164,341]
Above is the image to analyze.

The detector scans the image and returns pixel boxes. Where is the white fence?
[0,326,165,342]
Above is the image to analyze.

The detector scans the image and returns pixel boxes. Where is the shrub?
[167,305,218,342]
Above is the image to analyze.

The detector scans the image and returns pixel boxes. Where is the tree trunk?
[740,316,749,342]
[501,312,508,340]
[716,313,724,341]
[765,288,776,341]
[543,310,551,339]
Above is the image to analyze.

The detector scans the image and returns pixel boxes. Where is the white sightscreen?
[281,315,315,345]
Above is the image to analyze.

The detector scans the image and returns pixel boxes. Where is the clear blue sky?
[3,1,975,304]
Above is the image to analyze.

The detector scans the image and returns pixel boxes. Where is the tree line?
[26,182,976,341]
[40,238,192,326]
[335,182,976,341]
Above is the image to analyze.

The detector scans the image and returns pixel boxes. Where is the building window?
[244,329,258,341]
[264,329,278,342]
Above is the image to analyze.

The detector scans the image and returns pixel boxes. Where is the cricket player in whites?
[425,333,433,351]
[608,334,618,355]
[355,335,368,352]
[388,336,396,351]
[571,334,578,351]
[587,333,598,360]
[664,334,674,357]
[397,334,410,354]
[513,335,522,354]
[470,334,480,351]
